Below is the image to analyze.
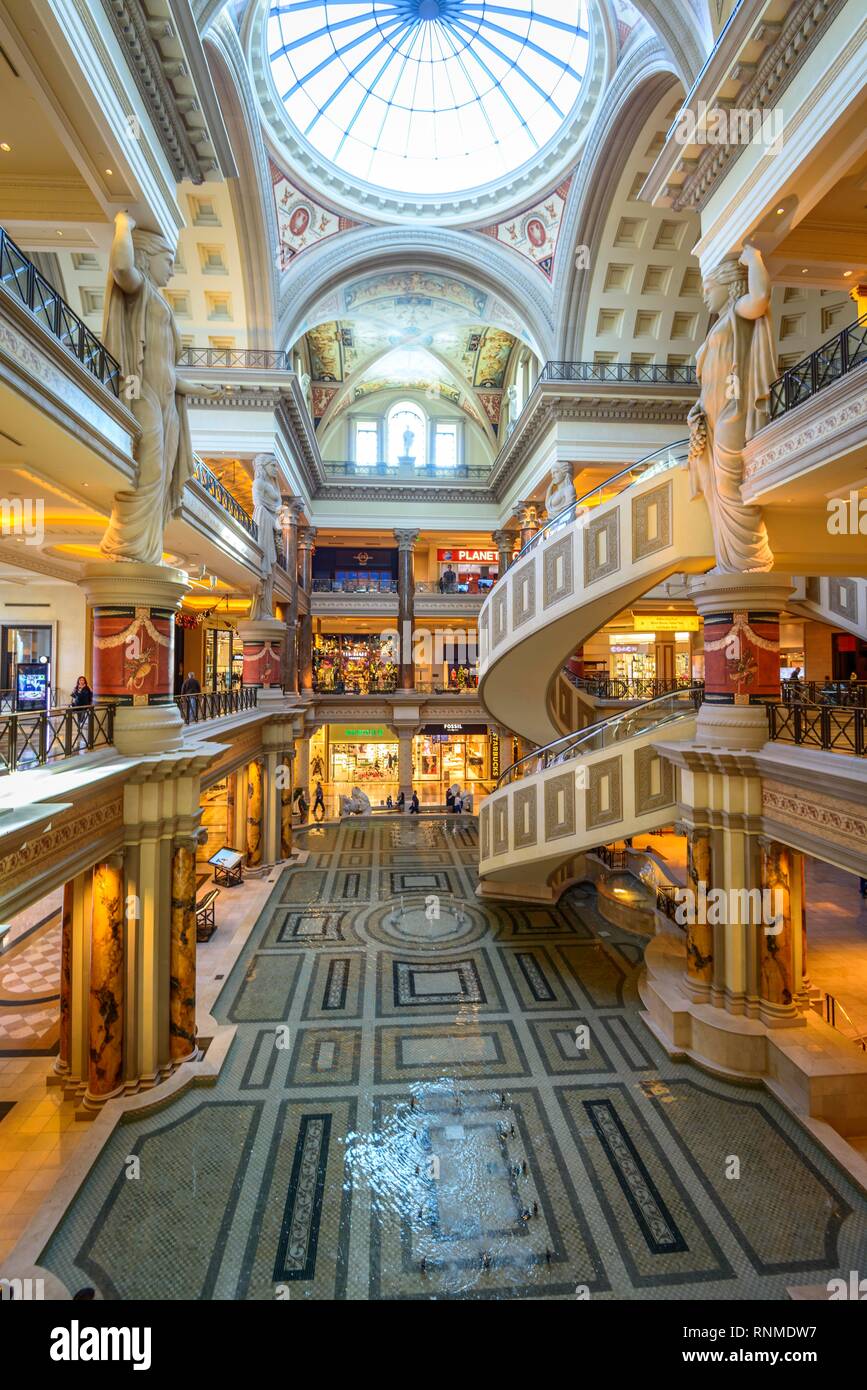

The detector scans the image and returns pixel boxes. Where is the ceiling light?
[801,268,808,274]
[105,168,113,176]
[775,206,784,215]
[56,230,63,237]
[0,142,10,153]
[843,271,853,278]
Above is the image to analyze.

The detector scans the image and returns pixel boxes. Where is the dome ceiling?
[252,0,607,223]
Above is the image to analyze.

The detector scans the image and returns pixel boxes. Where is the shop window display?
[313,633,398,693]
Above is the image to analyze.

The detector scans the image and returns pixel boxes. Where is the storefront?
[313,633,398,692]
[312,546,398,594]
[202,626,243,691]
[437,547,498,593]
[607,620,696,685]
[416,724,491,782]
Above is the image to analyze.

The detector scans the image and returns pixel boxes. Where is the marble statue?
[687,245,775,573]
[249,453,282,619]
[99,211,195,566]
[403,427,414,458]
[340,787,372,817]
[545,462,577,518]
[506,384,519,434]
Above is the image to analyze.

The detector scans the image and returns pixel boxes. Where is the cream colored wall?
[318,389,495,468]
[0,580,86,705]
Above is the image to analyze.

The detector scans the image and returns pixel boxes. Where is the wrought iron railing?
[767,702,865,756]
[178,346,289,371]
[322,459,490,482]
[655,884,683,926]
[176,686,258,724]
[191,456,258,539]
[0,226,122,396]
[769,310,867,418]
[537,360,697,386]
[312,578,398,594]
[0,703,115,775]
[513,440,690,564]
[565,673,701,702]
[596,844,630,871]
[780,679,867,708]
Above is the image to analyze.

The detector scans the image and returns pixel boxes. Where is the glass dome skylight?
[266,1,591,199]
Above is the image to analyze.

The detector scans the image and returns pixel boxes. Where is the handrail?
[564,672,701,702]
[176,686,258,724]
[823,992,867,1051]
[767,702,865,756]
[178,346,289,371]
[191,456,258,539]
[0,226,121,396]
[780,679,867,708]
[510,439,690,565]
[496,686,703,788]
[769,310,867,419]
[322,459,490,482]
[536,360,697,386]
[0,703,115,775]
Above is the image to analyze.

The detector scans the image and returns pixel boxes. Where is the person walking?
[313,780,326,820]
[409,790,420,814]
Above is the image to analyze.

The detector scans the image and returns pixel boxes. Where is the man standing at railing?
[181,671,201,696]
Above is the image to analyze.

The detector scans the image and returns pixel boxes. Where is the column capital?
[491,528,515,545]
[512,501,540,527]
[279,497,305,525]
[394,528,420,551]
[298,526,317,553]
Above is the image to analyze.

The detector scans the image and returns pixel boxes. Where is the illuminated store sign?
[634,615,699,632]
[437,548,498,564]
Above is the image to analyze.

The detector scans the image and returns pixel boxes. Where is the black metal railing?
[0,226,122,396]
[178,346,289,371]
[823,992,867,1051]
[0,703,115,775]
[780,679,867,708]
[312,578,399,594]
[175,686,258,724]
[537,360,697,386]
[767,702,865,756]
[655,884,683,926]
[596,844,630,871]
[191,457,258,539]
[322,459,490,482]
[769,310,867,419]
[565,673,702,702]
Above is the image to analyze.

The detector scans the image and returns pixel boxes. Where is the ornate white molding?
[742,369,867,501]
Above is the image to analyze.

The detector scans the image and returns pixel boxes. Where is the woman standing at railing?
[70,674,93,751]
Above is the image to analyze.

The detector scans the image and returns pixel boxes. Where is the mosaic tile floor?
[0,910,61,1053]
[41,819,867,1300]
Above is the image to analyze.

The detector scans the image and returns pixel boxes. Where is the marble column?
[263,748,281,865]
[688,572,795,750]
[758,839,801,1022]
[281,498,303,695]
[55,879,75,1079]
[247,758,263,866]
[86,856,125,1104]
[295,736,310,807]
[684,828,714,996]
[394,529,419,691]
[80,561,189,756]
[281,746,295,857]
[397,727,415,800]
[492,529,515,578]
[169,837,197,1063]
[232,766,248,853]
[513,502,541,552]
[298,527,317,695]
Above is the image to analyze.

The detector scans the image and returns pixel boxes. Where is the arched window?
[387,401,426,469]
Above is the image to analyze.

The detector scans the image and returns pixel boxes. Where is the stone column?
[492,529,515,578]
[513,502,541,552]
[281,746,295,857]
[298,527,317,696]
[688,572,794,750]
[684,827,714,998]
[169,837,197,1063]
[247,758,263,866]
[232,766,248,852]
[281,498,303,695]
[758,839,802,1024]
[86,855,125,1106]
[394,529,419,691]
[80,561,189,756]
[262,748,281,865]
[397,727,415,800]
[236,617,286,710]
[54,879,75,1079]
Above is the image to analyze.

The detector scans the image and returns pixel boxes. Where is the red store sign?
[437,548,498,564]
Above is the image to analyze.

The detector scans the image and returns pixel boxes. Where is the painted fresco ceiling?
[297,271,522,436]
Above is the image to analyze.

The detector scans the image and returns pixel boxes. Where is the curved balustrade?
[176,686,258,724]
[191,457,258,539]
[769,310,867,419]
[496,689,703,788]
[563,672,701,703]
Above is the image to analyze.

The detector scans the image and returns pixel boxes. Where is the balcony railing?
[312,578,398,594]
[564,673,702,702]
[0,226,122,396]
[191,457,258,539]
[769,311,867,419]
[767,702,865,756]
[537,360,697,386]
[176,686,258,724]
[781,679,867,708]
[322,459,490,483]
[0,703,115,775]
[178,347,290,371]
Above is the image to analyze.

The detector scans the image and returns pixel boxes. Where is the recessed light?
[843,270,853,278]
[0,142,10,153]
[105,168,113,175]
[776,206,784,215]
[801,268,808,274]
[56,230,63,237]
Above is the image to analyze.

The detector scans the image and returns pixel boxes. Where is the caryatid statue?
[249,453,282,619]
[687,245,775,573]
[545,462,577,519]
[99,211,196,566]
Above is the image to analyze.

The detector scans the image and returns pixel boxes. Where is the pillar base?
[237,617,285,691]
[113,701,184,756]
[693,701,769,751]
